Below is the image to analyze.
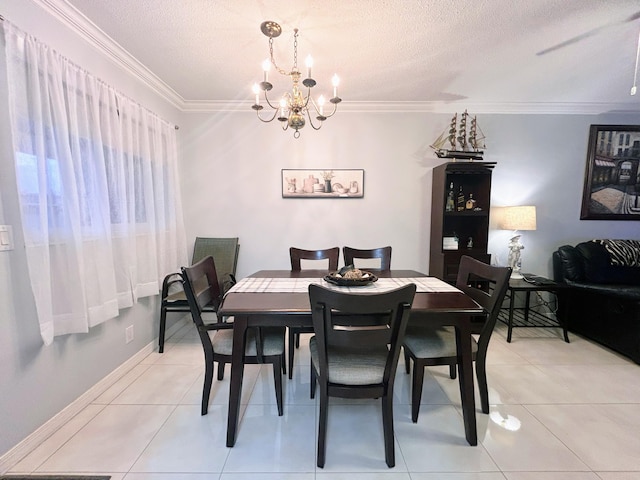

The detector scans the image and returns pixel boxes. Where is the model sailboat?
[431,110,486,160]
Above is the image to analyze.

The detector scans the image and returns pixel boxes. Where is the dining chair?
[182,255,285,416]
[403,255,511,420]
[287,247,340,379]
[308,283,416,468]
[343,246,392,270]
[159,237,239,353]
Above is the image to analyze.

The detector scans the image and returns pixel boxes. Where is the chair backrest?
[181,256,223,329]
[290,247,340,271]
[193,237,239,292]
[455,255,511,346]
[343,246,392,271]
[308,283,416,386]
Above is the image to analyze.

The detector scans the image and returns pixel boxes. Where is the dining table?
[217,269,485,448]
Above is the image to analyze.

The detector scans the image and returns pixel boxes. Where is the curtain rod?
[0,13,180,130]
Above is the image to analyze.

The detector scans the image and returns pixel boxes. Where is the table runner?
[227,276,461,294]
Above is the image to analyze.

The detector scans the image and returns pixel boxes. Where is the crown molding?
[180,100,640,115]
[30,1,640,117]
[34,0,185,109]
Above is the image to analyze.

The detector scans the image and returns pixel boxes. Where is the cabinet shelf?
[444,211,489,217]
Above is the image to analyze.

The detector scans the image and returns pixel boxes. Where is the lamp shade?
[498,206,537,231]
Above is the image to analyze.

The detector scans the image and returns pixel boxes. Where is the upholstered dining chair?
[287,247,340,379]
[403,255,511,421]
[308,283,416,468]
[182,255,285,416]
[343,246,392,271]
[159,237,239,353]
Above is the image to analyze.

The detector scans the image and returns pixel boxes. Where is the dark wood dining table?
[217,269,484,447]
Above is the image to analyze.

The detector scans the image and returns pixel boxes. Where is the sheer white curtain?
[3,21,187,345]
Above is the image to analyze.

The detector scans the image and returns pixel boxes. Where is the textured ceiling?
[50,0,640,111]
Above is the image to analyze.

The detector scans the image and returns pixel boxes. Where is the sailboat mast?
[456,110,467,151]
[448,114,457,149]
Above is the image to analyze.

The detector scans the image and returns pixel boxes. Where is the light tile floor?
[7,322,640,479]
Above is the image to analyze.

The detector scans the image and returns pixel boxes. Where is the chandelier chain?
[293,29,298,72]
[269,36,292,76]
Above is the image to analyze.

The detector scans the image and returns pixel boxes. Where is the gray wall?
[179,111,640,280]
[2,0,640,461]
[0,0,183,458]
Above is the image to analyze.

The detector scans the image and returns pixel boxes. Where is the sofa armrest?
[553,245,585,282]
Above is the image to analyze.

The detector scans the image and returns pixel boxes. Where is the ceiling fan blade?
[536,10,640,56]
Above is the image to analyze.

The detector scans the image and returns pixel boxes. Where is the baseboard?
[0,317,190,474]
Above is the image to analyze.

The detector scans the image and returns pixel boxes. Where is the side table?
[498,274,570,343]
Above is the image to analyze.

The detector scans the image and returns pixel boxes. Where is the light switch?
[0,225,14,251]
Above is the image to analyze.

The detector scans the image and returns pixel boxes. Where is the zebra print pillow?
[593,239,640,267]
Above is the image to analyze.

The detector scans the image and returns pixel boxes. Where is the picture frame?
[282,169,364,198]
[580,124,640,220]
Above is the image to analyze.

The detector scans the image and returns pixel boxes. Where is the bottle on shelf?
[465,193,477,210]
[445,182,455,212]
[456,185,465,211]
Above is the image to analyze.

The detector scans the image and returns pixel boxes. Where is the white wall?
[179,110,640,280]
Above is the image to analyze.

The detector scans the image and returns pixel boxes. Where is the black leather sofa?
[553,240,640,364]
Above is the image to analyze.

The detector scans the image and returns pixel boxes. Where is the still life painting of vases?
[282,169,364,198]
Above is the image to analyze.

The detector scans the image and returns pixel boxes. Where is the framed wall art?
[282,169,364,198]
[580,124,640,220]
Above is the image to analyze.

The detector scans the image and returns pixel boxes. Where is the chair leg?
[449,364,457,379]
[217,362,225,381]
[159,305,167,353]
[475,359,489,414]
[411,361,425,423]
[404,349,411,374]
[317,385,328,468]
[201,356,214,416]
[310,364,317,399]
[381,394,395,468]
[282,353,287,375]
[295,332,301,348]
[288,328,295,379]
[273,358,284,416]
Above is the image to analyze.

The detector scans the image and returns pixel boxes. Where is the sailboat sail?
[431,110,485,160]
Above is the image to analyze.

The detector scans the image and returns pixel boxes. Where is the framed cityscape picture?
[281,169,364,198]
[580,124,640,220]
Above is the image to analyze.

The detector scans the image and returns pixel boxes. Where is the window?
[4,21,187,345]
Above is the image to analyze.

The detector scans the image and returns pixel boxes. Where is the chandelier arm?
[255,108,280,123]
[301,88,312,109]
[306,112,323,131]
[321,101,339,119]
[263,90,280,110]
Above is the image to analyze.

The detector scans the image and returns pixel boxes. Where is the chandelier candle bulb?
[278,97,287,121]
[305,55,313,78]
[252,83,260,105]
[332,74,339,98]
[262,59,270,82]
[318,95,325,115]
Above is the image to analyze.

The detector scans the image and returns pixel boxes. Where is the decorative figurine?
[507,234,524,275]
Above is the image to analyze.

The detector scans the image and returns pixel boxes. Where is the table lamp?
[497,206,537,278]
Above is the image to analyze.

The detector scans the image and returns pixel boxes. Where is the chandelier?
[251,21,341,138]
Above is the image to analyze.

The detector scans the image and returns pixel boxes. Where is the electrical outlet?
[125,325,134,344]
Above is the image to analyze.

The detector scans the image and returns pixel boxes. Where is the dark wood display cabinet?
[429,161,496,284]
